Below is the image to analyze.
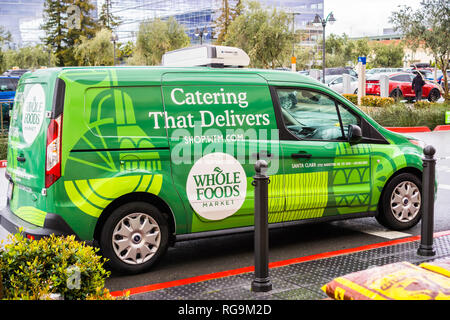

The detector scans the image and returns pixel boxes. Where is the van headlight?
[408,139,426,149]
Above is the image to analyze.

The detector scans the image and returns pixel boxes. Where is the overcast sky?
[323,0,423,37]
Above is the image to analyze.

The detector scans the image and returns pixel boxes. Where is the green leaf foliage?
[223,1,295,69]
[128,17,190,66]
[0,232,113,300]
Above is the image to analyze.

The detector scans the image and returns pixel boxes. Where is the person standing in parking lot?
[412,72,426,101]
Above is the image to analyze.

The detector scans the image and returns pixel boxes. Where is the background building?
[0,0,45,46]
[110,0,324,45]
[0,0,324,46]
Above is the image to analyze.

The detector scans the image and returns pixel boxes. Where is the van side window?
[276,88,358,141]
[336,103,358,138]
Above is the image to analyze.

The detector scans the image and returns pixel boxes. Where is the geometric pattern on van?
[336,142,370,156]
[14,206,47,227]
[267,174,285,223]
[283,171,328,220]
[63,175,163,218]
[335,193,371,207]
[332,142,372,213]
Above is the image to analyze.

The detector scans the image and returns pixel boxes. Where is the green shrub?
[342,94,395,107]
[361,96,395,107]
[413,101,438,108]
[0,232,117,300]
[364,104,448,129]
[0,135,7,160]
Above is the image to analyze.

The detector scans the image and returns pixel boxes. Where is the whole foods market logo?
[22,84,46,145]
[186,153,247,221]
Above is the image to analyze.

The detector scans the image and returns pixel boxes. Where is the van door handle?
[291,152,312,159]
[17,156,26,162]
[252,151,272,160]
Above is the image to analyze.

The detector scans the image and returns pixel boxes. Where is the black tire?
[376,173,422,230]
[389,89,403,102]
[99,202,169,274]
[428,88,440,102]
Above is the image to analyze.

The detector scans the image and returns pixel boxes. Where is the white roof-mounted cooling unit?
[161,45,250,68]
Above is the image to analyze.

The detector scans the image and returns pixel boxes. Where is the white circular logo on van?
[22,83,45,144]
[22,84,46,145]
[186,152,247,221]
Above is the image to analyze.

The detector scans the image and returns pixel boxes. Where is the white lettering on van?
[171,88,186,105]
[148,110,271,130]
[170,88,249,108]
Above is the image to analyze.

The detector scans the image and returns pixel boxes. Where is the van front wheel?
[376,173,422,230]
[99,202,169,274]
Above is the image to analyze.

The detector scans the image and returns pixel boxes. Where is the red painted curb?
[434,125,450,131]
[385,126,431,133]
[109,230,450,297]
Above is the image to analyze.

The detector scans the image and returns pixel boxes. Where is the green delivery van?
[0,46,427,273]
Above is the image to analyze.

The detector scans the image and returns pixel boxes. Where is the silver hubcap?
[112,213,161,265]
[390,181,421,222]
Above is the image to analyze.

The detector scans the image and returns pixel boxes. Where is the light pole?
[291,12,301,72]
[194,27,208,45]
[111,32,118,66]
[313,12,336,83]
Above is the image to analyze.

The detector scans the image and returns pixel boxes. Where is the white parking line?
[335,222,411,239]
[359,229,411,239]
[439,184,450,190]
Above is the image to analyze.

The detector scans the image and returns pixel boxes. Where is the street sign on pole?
[446,111,450,124]
[357,60,366,106]
[358,56,367,65]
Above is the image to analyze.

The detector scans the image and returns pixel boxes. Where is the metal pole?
[417,145,436,256]
[322,22,326,83]
[113,40,116,66]
[251,160,272,292]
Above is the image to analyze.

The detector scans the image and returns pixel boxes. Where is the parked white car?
[325,75,358,94]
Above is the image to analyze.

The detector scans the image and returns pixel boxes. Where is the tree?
[74,28,114,66]
[370,42,404,68]
[40,0,99,66]
[390,0,450,100]
[214,0,243,44]
[224,1,295,69]
[353,38,371,60]
[2,45,56,70]
[0,26,12,72]
[62,0,99,66]
[324,34,355,67]
[98,0,122,30]
[41,0,68,66]
[129,17,190,66]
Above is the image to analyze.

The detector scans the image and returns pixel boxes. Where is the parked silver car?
[325,75,358,94]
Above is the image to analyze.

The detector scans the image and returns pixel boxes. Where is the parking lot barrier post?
[417,145,436,256]
[251,159,272,292]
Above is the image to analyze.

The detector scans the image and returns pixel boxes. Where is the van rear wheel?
[376,173,422,230]
[99,202,169,274]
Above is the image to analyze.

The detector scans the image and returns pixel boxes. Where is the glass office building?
[0,0,45,46]
[109,0,324,45]
[0,0,323,46]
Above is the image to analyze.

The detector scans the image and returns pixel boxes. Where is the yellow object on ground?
[420,258,450,278]
[322,261,450,300]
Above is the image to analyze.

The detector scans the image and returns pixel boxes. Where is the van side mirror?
[348,124,362,144]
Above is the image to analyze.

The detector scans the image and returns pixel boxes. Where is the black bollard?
[417,145,436,256]
[251,160,272,292]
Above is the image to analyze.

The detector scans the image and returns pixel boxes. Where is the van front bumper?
[0,206,78,240]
